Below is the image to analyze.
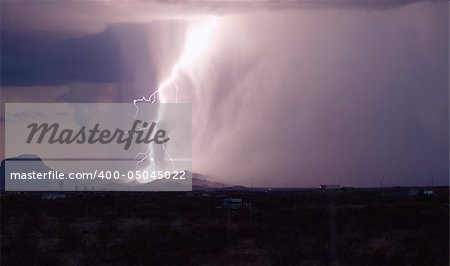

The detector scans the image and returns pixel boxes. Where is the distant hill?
[191,171,229,190]
[189,171,252,191]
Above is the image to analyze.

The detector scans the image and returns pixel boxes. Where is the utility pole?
[227,206,230,229]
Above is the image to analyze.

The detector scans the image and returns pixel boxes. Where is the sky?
[1,0,448,187]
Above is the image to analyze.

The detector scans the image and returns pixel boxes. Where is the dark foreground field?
[1,187,449,265]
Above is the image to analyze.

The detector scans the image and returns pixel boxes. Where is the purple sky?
[1,0,448,187]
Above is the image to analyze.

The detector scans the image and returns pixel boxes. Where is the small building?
[408,190,420,197]
[423,190,434,196]
[319,184,341,190]
[41,192,66,200]
[222,198,243,209]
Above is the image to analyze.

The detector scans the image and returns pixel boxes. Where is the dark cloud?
[1,29,121,86]
[1,0,445,34]
[0,0,444,87]
[1,21,186,99]
[153,0,445,13]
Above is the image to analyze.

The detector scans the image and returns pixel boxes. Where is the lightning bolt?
[133,17,218,170]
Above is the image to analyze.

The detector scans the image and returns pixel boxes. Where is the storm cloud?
[1,0,448,187]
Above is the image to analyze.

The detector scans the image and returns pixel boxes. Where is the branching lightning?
[132,17,218,170]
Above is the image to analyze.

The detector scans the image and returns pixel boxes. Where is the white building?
[222,198,243,209]
[319,184,341,190]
